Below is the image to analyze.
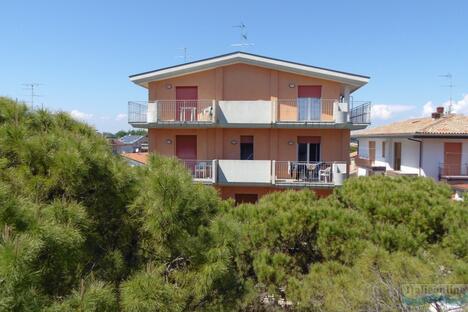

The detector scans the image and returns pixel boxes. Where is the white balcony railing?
[276,99,336,122]
[273,161,347,185]
[181,159,216,183]
[128,100,215,124]
[128,99,371,125]
[157,159,348,186]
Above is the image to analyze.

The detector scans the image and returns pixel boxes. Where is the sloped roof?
[120,152,148,165]
[353,114,468,138]
[129,51,369,90]
[119,135,145,144]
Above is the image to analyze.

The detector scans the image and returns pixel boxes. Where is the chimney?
[432,112,441,119]
[436,106,444,114]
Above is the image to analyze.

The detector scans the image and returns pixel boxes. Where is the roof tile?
[353,114,468,137]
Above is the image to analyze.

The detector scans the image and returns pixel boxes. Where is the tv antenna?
[231,22,254,49]
[439,73,454,114]
[22,83,43,108]
[176,47,192,63]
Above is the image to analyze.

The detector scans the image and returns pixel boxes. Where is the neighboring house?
[112,135,148,154]
[353,109,468,196]
[127,51,371,202]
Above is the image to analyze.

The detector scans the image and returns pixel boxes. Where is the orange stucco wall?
[148,63,346,102]
[217,186,332,201]
[145,62,350,201]
[148,128,350,162]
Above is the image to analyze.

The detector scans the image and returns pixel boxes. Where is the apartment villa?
[127,52,371,203]
[353,109,468,198]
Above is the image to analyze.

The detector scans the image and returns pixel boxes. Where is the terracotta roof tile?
[353,114,468,137]
[121,152,148,164]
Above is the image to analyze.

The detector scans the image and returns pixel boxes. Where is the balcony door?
[176,86,198,121]
[444,142,462,175]
[297,136,321,162]
[176,135,197,160]
[298,86,322,121]
[240,136,254,160]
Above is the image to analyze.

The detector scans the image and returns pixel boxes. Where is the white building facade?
[353,113,468,191]
[356,136,468,180]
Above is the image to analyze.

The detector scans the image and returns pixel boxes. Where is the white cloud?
[115,113,127,121]
[70,110,93,121]
[422,101,434,116]
[421,94,468,116]
[451,94,468,115]
[371,104,415,120]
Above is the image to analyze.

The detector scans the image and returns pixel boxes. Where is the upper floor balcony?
[128,99,371,129]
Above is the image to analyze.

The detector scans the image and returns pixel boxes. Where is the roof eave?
[352,133,415,138]
[353,132,468,139]
[129,52,370,90]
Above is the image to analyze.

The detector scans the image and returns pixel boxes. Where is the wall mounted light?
[288,83,296,88]
[288,140,295,145]
[166,83,173,89]
[166,139,173,144]
[230,139,238,145]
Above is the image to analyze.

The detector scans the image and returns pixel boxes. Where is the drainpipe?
[407,137,423,176]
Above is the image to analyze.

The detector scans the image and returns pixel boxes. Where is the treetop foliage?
[0,97,466,311]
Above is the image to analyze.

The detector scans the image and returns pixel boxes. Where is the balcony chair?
[319,166,331,183]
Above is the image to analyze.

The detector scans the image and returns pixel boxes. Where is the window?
[382,141,386,158]
[297,136,321,162]
[240,136,254,160]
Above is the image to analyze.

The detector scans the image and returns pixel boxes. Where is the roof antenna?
[439,73,454,114]
[176,47,192,63]
[22,83,43,109]
[231,22,254,49]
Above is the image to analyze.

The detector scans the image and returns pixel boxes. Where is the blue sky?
[1,0,467,132]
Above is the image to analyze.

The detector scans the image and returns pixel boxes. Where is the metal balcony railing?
[128,100,215,124]
[181,159,215,182]
[128,101,148,123]
[274,161,336,184]
[156,100,214,123]
[350,101,371,124]
[439,163,468,178]
[276,99,336,122]
[129,99,371,125]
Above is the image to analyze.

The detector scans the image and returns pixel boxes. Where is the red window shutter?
[298,86,322,98]
[297,136,321,144]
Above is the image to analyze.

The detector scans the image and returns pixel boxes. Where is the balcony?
[179,159,347,187]
[217,160,272,185]
[217,100,274,125]
[273,161,347,186]
[181,160,216,184]
[439,163,468,179]
[128,99,371,128]
[128,100,215,126]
